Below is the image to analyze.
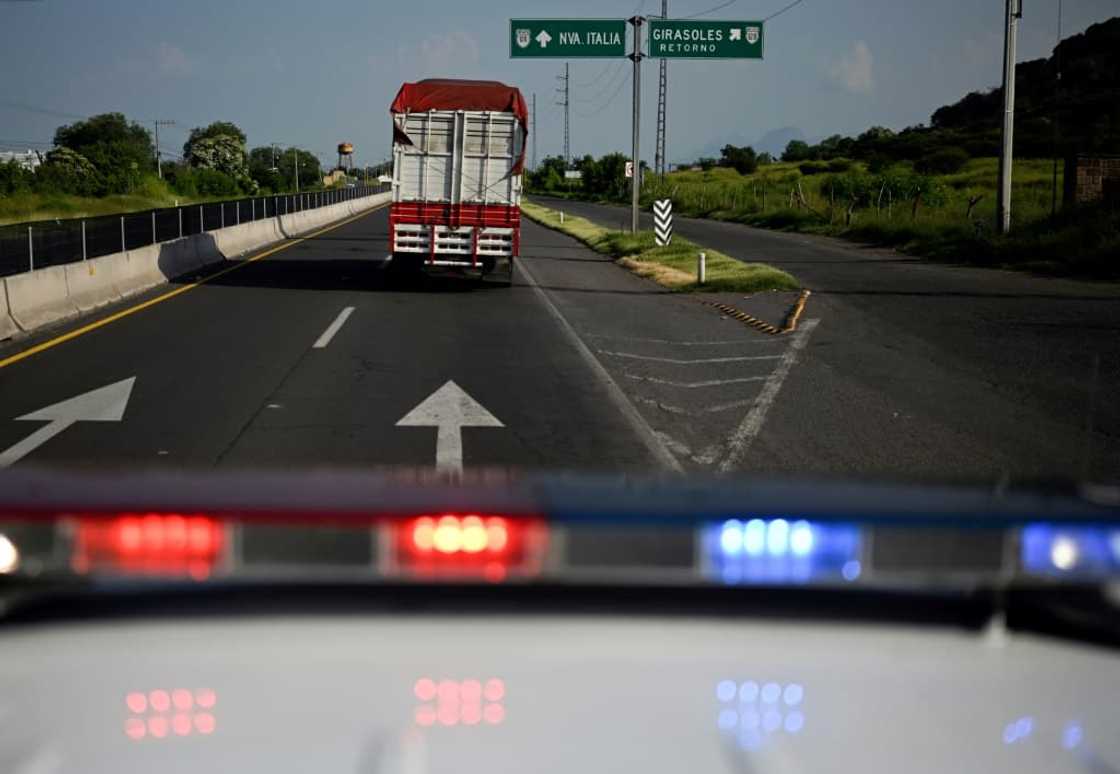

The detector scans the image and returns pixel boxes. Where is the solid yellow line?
[0,204,387,371]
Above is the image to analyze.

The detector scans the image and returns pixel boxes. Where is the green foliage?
[38,147,102,196]
[719,144,758,175]
[580,152,629,199]
[185,123,257,193]
[53,112,153,194]
[915,147,970,175]
[182,121,248,157]
[0,160,35,195]
[781,140,811,161]
[697,157,717,171]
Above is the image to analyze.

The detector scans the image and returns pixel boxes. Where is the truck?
[388,79,529,285]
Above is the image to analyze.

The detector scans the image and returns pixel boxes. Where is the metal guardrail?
[0,183,391,278]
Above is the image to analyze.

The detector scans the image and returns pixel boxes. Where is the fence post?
[179,207,183,238]
[81,220,87,260]
[120,216,125,253]
[221,203,225,229]
[697,252,706,285]
[27,226,33,272]
[151,210,157,245]
[200,205,204,232]
[236,200,240,225]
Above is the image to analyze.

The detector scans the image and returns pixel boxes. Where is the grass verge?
[521,200,799,293]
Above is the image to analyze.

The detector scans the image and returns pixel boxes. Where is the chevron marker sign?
[654,199,673,246]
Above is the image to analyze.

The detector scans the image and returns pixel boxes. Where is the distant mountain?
[752,127,807,157]
[675,126,810,165]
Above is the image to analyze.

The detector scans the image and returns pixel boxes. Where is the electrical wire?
[682,0,806,21]
[573,0,647,85]
[574,69,632,117]
[574,61,629,103]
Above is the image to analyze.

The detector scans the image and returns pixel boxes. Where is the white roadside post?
[698,251,706,285]
[559,211,565,224]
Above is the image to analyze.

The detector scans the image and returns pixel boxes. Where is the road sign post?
[629,16,643,234]
[647,19,763,59]
[510,19,627,58]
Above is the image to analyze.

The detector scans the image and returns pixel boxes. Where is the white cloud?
[156,42,192,77]
[828,41,874,95]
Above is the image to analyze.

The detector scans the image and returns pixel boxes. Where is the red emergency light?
[74,514,225,578]
[395,514,546,579]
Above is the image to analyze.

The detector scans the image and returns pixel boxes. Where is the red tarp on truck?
[391,79,529,172]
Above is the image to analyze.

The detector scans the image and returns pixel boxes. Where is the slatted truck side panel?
[388,79,528,285]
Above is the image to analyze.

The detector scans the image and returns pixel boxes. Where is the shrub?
[798,161,831,175]
[916,147,970,175]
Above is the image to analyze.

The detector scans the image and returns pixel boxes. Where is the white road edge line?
[517,258,684,473]
[313,306,355,349]
[600,350,783,364]
[585,334,783,346]
[718,319,820,473]
[624,373,768,388]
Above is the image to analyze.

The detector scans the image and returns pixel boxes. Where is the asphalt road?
[0,199,1116,482]
[534,195,1120,481]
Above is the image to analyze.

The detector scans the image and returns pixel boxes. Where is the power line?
[764,0,807,21]
[573,61,628,103]
[574,69,632,117]
[682,0,807,21]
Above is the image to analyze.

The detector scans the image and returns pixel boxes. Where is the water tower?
[337,142,354,172]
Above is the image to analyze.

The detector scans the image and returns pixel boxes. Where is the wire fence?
[0,183,390,278]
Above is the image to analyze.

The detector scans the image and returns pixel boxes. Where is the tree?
[248,146,284,192]
[36,147,102,196]
[182,121,247,157]
[914,147,970,174]
[184,121,256,192]
[781,140,811,162]
[719,144,758,175]
[53,112,153,194]
[697,157,717,171]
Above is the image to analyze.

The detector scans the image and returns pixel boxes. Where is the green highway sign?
[647,19,764,59]
[509,19,627,58]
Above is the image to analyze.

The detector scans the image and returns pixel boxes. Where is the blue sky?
[1,0,1115,167]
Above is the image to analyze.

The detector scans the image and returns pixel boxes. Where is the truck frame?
[389,80,528,285]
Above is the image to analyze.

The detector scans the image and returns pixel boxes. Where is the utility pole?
[556,63,570,164]
[532,92,538,171]
[1051,0,1063,218]
[997,0,1021,235]
[629,15,644,233]
[654,0,668,178]
[153,120,175,179]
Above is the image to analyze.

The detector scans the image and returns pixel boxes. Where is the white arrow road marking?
[396,381,503,474]
[0,377,136,468]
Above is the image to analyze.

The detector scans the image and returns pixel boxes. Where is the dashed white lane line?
[600,350,783,364]
[624,373,769,388]
[312,306,355,349]
[718,319,820,473]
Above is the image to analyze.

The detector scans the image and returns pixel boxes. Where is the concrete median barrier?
[5,264,78,331]
[0,192,392,339]
[65,255,122,313]
[111,246,164,296]
[0,281,18,341]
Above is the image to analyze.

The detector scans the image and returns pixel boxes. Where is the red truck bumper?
[389,203,520,278]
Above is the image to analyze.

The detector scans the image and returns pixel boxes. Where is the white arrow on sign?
[536,30,553,48]
[0,377,136,468]
[396,380,503,474]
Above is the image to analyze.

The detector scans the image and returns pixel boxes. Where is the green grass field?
[521,200,799,293]
[635,157,1118,278]
[0,177,216,226]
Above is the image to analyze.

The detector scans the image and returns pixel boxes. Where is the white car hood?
[1,614,1117,774]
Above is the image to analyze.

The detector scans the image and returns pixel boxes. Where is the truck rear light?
[73,514,225,578]
[395,514,546,579]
